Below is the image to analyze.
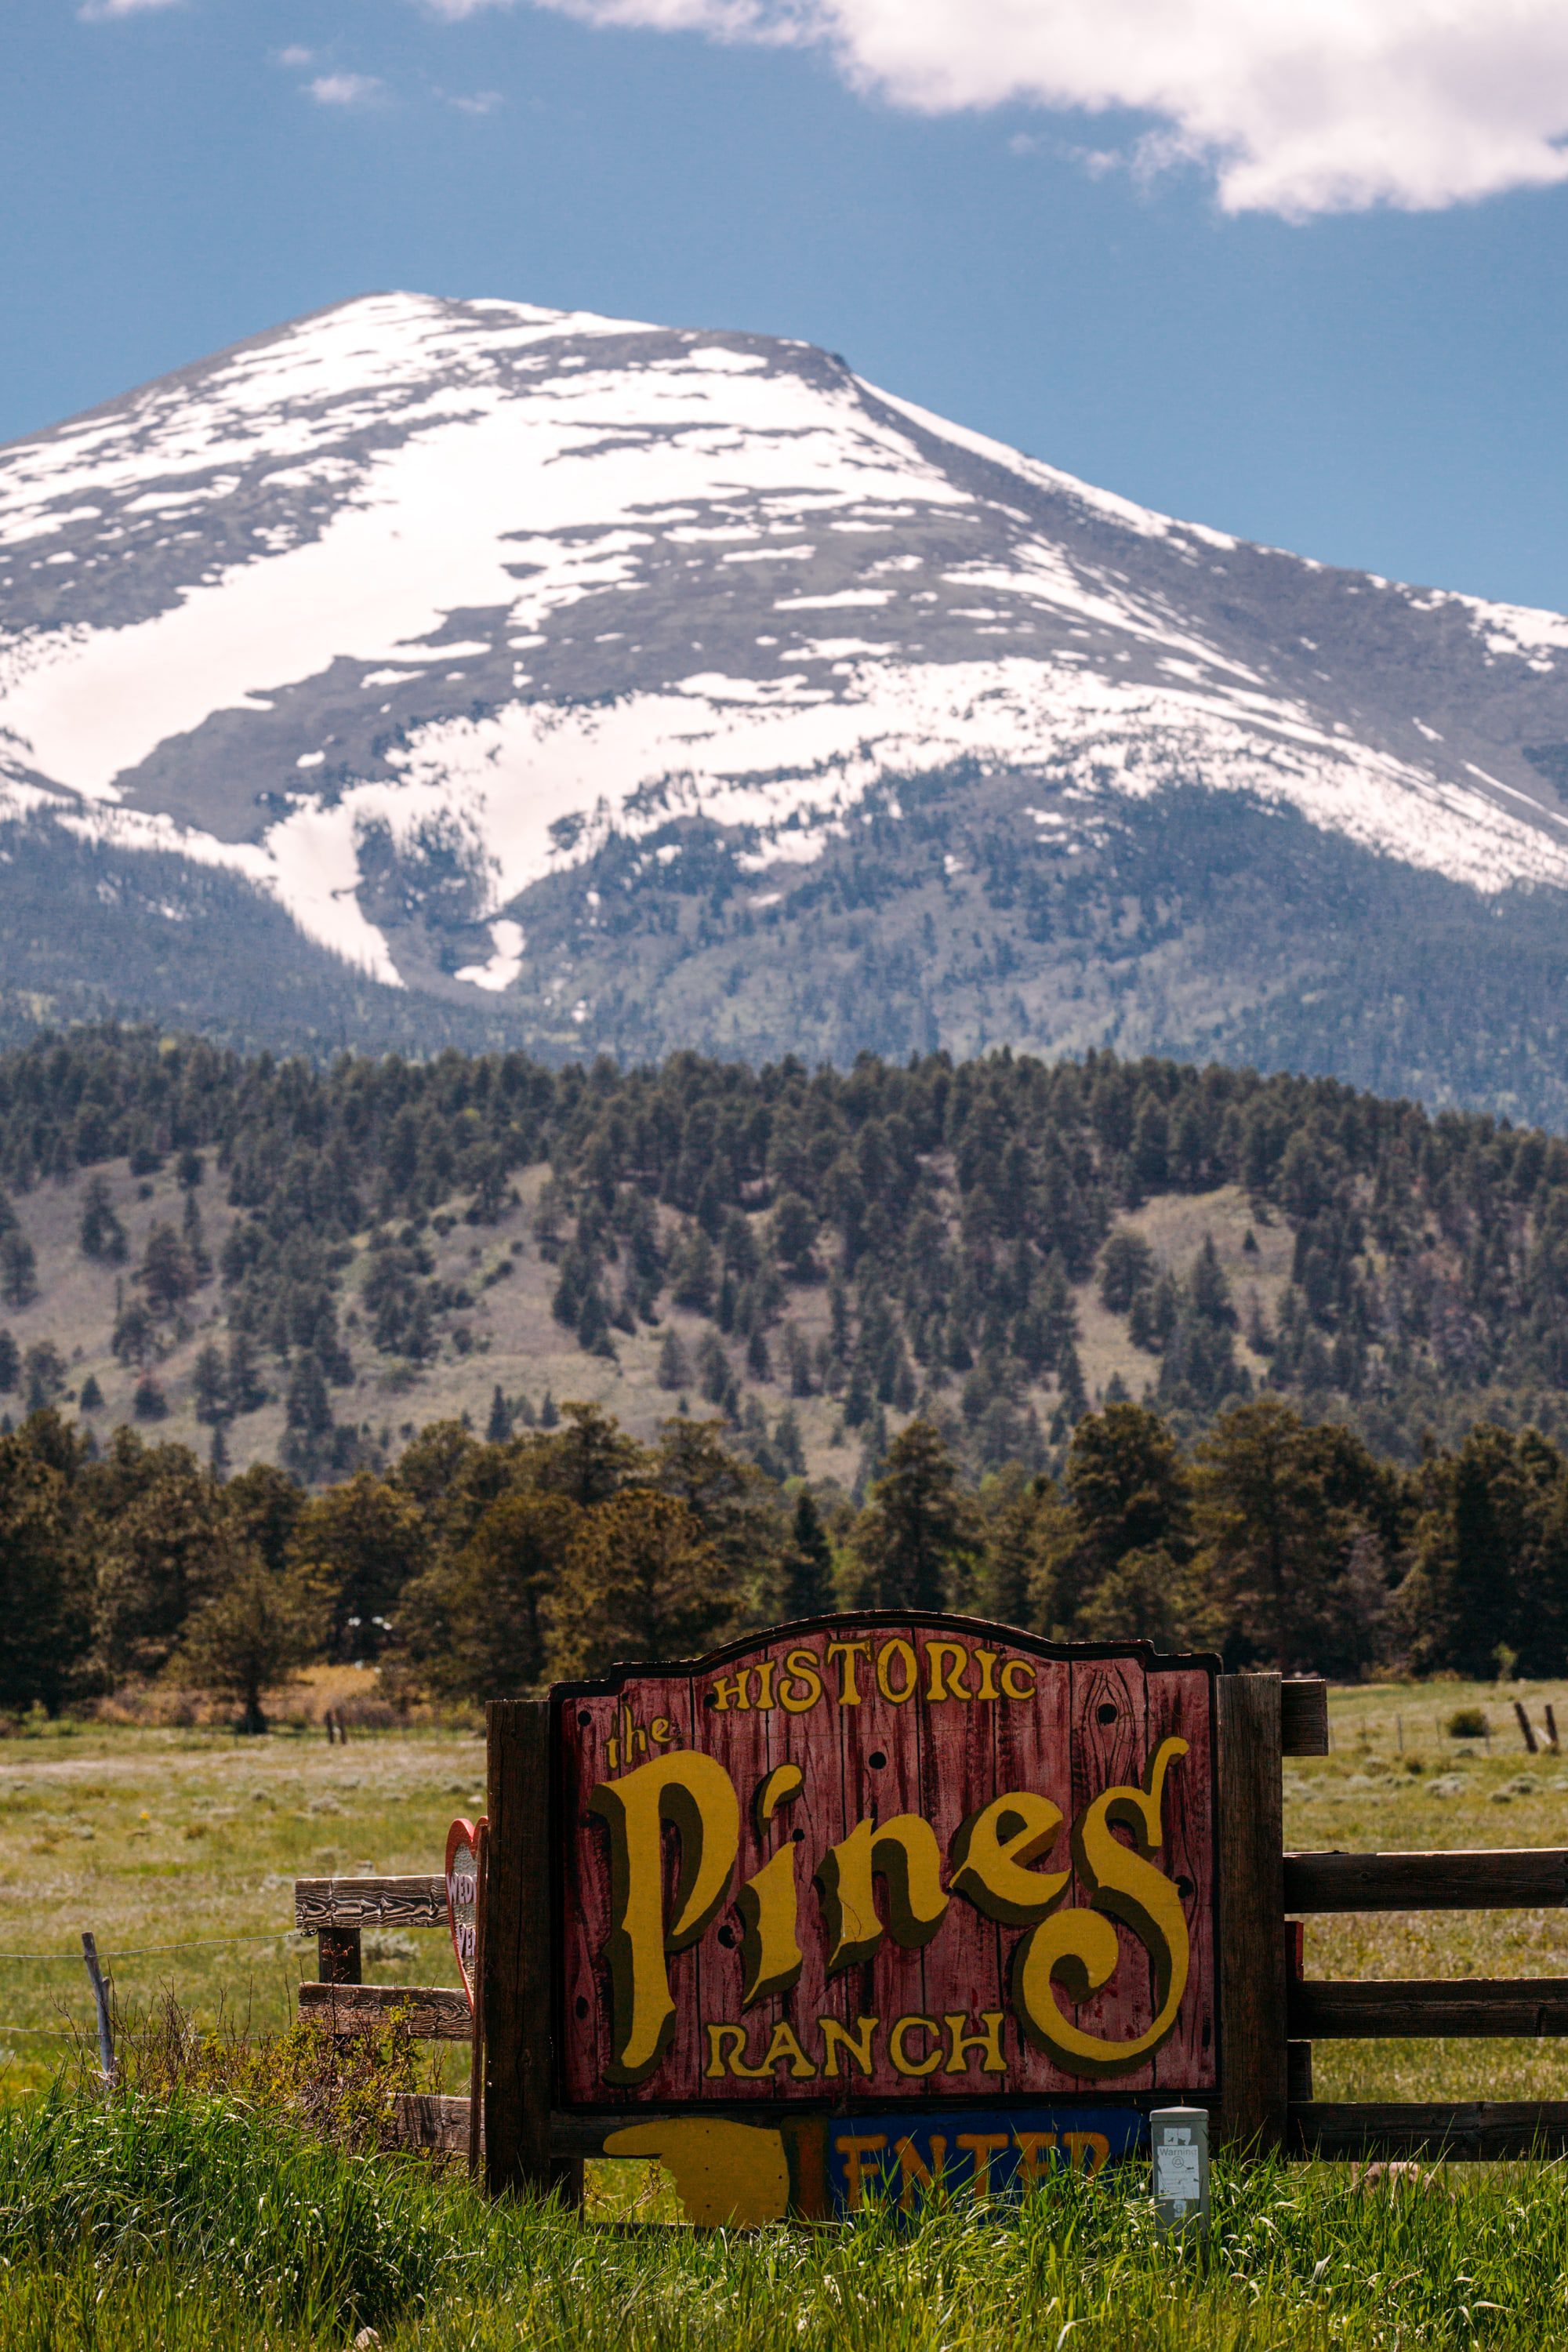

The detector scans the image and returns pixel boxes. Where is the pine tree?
[547,1490,730,1677]
[575,1284,616,1360]
[850,1420,975,1610]
[780,1488,835,1618]
[657,1328,690,1390]
[772,1405,806,1478]
[139,1223,195,1317]
[289,1470,429,1657]
[23,1343,65,1414]
[539,1400,644,1508]
[982,1477,1043,1630]
[402,1491,583,1700]
[225,1332,267,1415]
[172,1550,325,1735]
[0,1232,37,1310]
[182,1189,212,1281]
[1098,1232,1156,1313]
[485,1385,513,1443]
[79,1176,128,1265]
[0,1430,85,1712]
[191,1343,227,1426]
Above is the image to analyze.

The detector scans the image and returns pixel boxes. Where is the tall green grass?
[4,2090,1568,2350]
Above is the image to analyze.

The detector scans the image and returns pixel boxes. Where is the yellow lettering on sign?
[836,2134,887,2211]
[1014,2131,1057,2189]
[924,1640,973,1702]
[875,1637,918,1704]
[948,1791,1069,1926]
[779,1647,824,1714]
[942,2010,1007,2077]
[738,1761,807,2006]
[589,1751,739,2085]
[887,2014,943,2077]
[998,1659,1037,1701]
[970,1646,1001,1701]
[819,2015,879,2078]
[753,1762,804,1833]
[816,1813,949,1973]
[760,2019,817,2079]
[1064,2131,1112,2178]
[956,2131,1010,2195]
[1010,1736,1191,2077]
[703,2022,771,2080]
[826,1638,871,1704]
[710,1669,753,1713]
[737,1842,803,2008]
[895,2133,947,2209]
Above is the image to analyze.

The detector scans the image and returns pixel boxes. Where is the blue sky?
[5,0,1568,609]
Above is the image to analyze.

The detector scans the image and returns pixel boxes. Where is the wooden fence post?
[1215,1673,1287,2151]
[482,1698,581,2205]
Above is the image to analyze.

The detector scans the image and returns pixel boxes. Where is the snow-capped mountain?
[4,292,1568,1112]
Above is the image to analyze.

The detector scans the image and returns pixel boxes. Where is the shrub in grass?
[1447,1706,1489,1737]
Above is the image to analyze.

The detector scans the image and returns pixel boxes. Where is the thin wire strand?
[0,1930,303,1963]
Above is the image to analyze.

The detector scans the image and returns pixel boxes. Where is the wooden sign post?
[483,1613,1246,2220]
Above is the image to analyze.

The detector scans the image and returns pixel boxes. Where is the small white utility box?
[1150,2106,1209,2235]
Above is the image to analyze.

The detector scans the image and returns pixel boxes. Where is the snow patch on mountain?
[3,289,1568,1003]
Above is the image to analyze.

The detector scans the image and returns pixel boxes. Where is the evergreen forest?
[0,1026,1566,1711]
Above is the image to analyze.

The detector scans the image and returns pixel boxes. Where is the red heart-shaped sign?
[445,1815,485,2009]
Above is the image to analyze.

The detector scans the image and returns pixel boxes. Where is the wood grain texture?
[556,1621,1218,2110]
[1290,1977,1568,2038]
[297,1984,472,2039]
[1284,1849,1568,1913]
[485,1700,582,2204]
[1279,1680,1329,1757]
[992,1642,1077,2096]
[1214,1674,1287,2151]
[1292,2102,1568,2160]
[295,1876,447,1929]
[390,2093,472,2155]
[1151,1665,1217,2092]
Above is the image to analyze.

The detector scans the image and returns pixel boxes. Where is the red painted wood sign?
[556,1614,1217,2110]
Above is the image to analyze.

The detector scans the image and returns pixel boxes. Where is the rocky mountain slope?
[5,292,1568,1112]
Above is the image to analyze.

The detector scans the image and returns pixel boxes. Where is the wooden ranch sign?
[554,1614,1218,2132]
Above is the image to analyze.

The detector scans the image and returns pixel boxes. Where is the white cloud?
[450,88,506,111]
[477,0,1568,218]
[275,44,317,67]
[78,0,182,19]
[307,71,387,105]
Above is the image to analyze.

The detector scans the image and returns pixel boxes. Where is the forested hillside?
[0,1030,1566,1488]
[2,1394,1563,1719]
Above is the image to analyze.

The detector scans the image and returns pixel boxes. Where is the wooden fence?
[292,1672,1568,2170]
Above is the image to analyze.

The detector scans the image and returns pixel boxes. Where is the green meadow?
[5,1678,1568,2347]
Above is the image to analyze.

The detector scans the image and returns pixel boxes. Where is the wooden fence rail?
[1291,1978,1568,2039]
[297,1982,474,2039]
[289,1665,1568,2176]
[1285,1849,1568,1912]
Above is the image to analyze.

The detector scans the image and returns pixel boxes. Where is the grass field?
[7,1675,1568,2348]
[6,1673,1568,2103]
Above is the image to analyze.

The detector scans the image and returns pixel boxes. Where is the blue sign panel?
[826,2106,1148,2213]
